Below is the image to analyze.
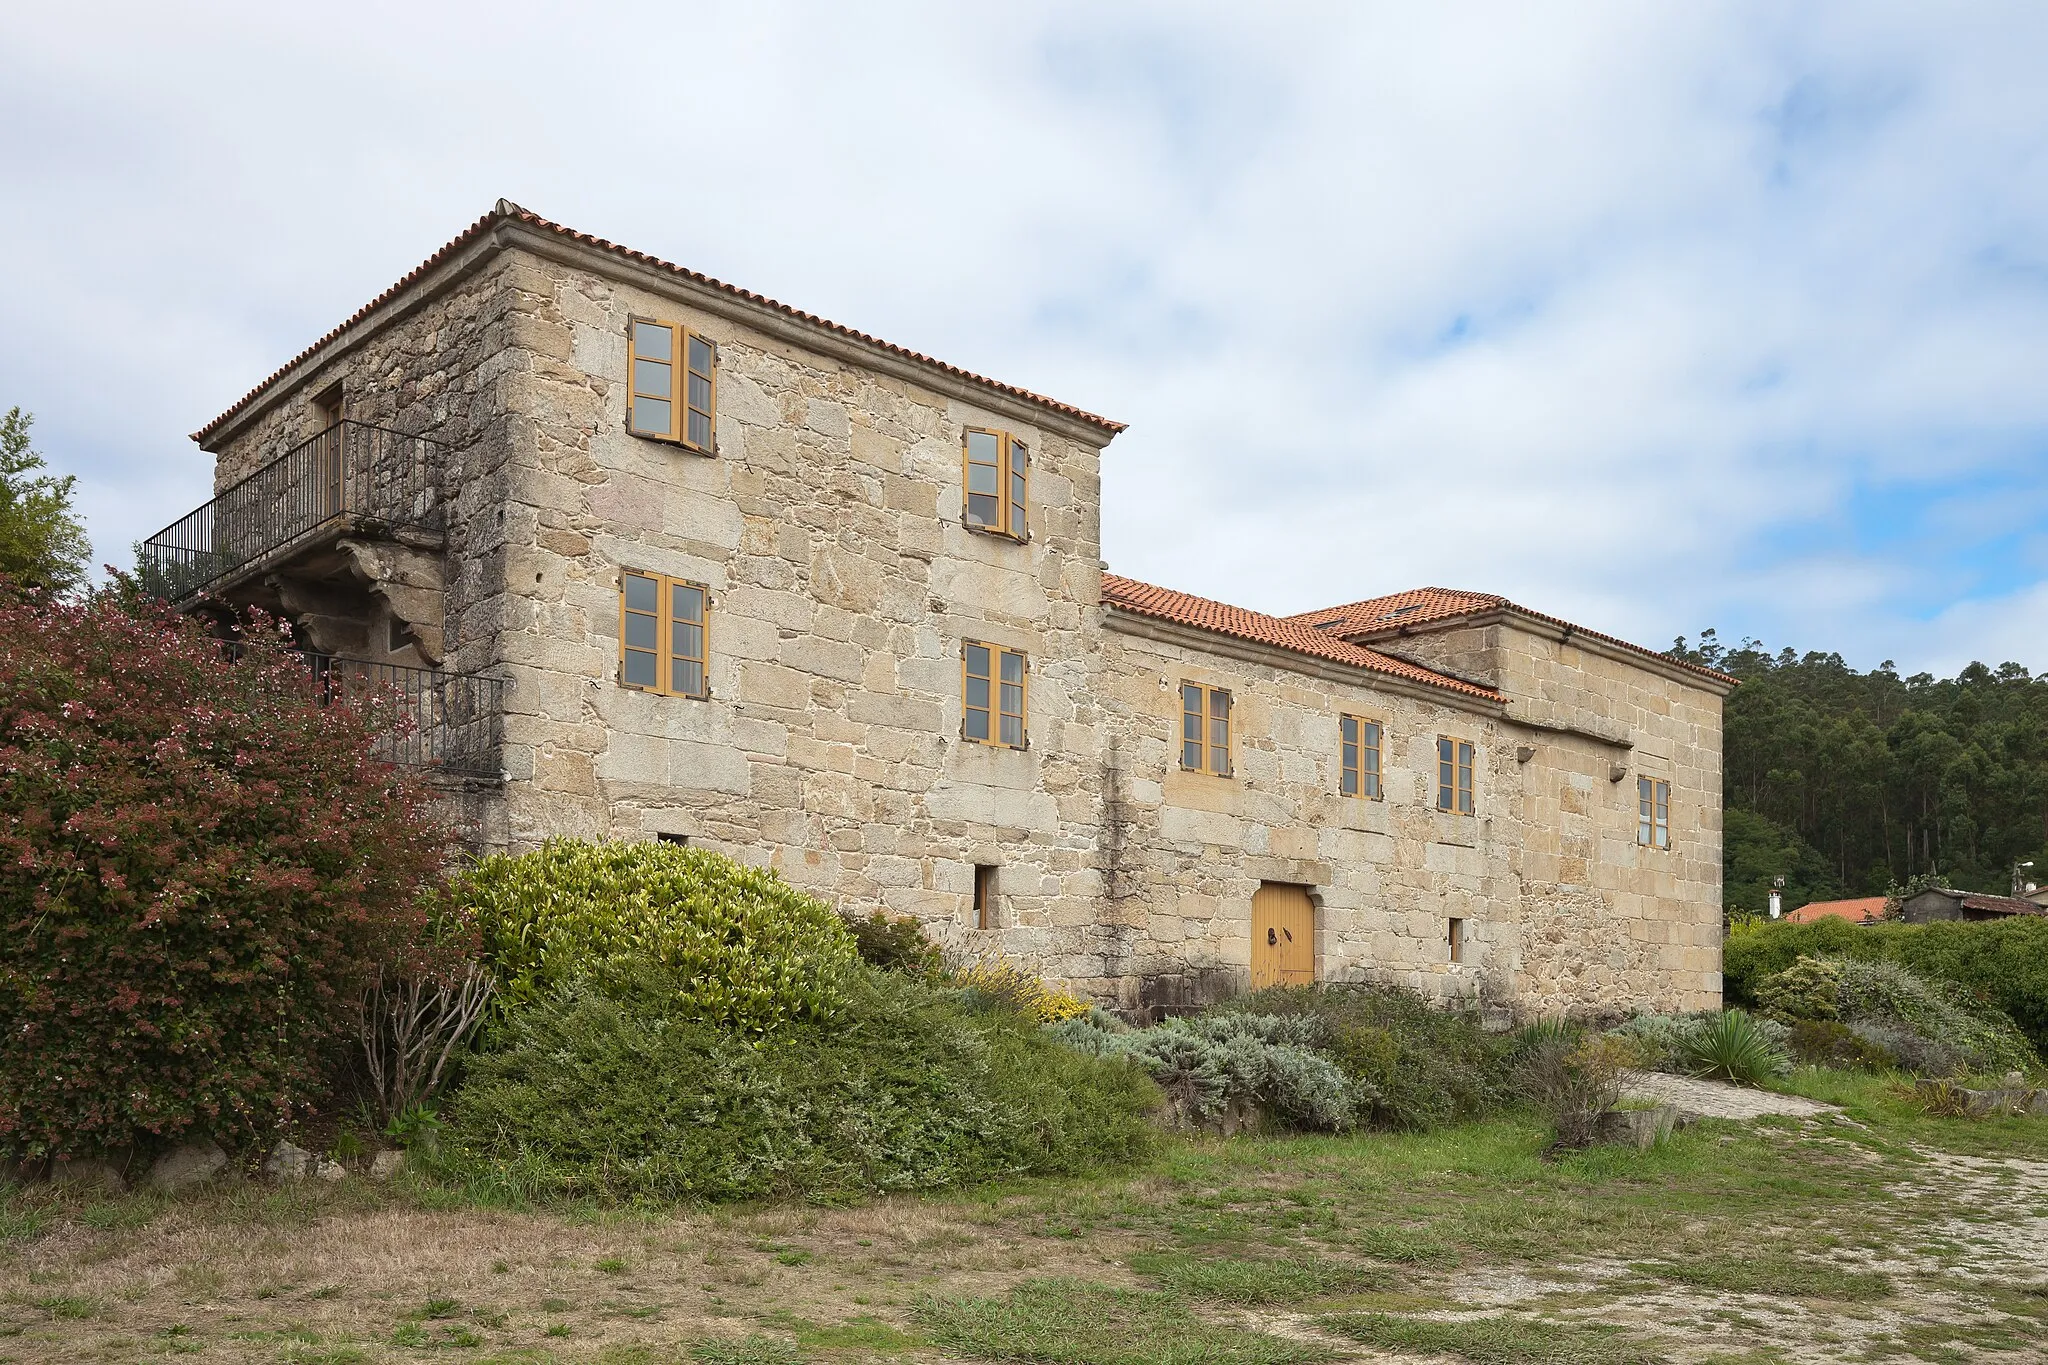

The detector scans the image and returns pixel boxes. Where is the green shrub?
[1830,958,2037,1077]
[838,909,943,979]
[1786,1020,1900,1071]
[1218,983,1516,1130]
[1752,956,1842,1022]
[1604,1013,1700,1072]
[1680,1009,1791,1085]
[448,839,860,1035]
[439,966,1155,1202]
[1725,917,2048,1055]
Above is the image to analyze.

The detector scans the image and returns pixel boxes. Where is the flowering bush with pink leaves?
[0,585,451,1159]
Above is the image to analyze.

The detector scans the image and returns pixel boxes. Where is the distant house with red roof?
[1784,897,1887,925]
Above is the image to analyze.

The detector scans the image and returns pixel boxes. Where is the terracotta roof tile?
[1784,896,1888,925]
[1101,575,1501,701]
[1289,586,1737,687]
[194,200,1126,445]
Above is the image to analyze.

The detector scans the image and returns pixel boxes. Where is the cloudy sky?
[5,2,2046,675]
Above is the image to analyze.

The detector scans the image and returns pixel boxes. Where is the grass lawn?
[4,1078,2046,1365]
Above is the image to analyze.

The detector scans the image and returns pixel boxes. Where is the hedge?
[1724,917,2048,1054]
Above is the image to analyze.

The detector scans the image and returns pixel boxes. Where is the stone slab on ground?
[1622,1072,1840,1122]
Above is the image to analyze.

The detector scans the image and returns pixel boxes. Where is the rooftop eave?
[1103,605,1508,716]
[1348,606,1739,697]
[194,202,1127,453]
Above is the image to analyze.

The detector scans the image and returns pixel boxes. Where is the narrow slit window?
[962,427,1028,538]
[656,832,689,846]
[1180,683,1232,776]
[629,317,716,452]
[1448,917,1465,964]
[1436,737,1475,814]
[1638,777,1671,849]
[974,864,999,930]
[618,570,711,698]
[1340,715,1382,799]
[964,642,1028,748]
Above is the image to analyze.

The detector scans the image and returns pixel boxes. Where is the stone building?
[143,201,1736,1019]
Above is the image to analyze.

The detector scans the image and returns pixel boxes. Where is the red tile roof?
[1784,896,1888,925]
[1101,575,1502,701]
[193,200,1126,445]
[1289,586,1737,687]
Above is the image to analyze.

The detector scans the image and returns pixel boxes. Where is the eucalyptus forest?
[1670,629,2048,915]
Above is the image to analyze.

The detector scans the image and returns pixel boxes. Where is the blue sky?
[3,2,2046,674]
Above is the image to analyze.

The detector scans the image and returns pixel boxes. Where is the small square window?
[656,831,689,847]
[974,865,1000,930]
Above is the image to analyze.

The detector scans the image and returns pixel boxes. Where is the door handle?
[1266,928,1277,946]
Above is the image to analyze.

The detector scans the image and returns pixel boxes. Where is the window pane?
[673,585,704,624]
[1341,767,1357,796]
[1011,441,1027,468]
[967,493,1000,526]
[624,574,658,612]
[688,372,712,411]
[673,658,703,696]
[672,622,702,661]
[632,321,672,362]
[966,644,990,679]
[1657,827,1671,850]
[687,409,712,449]
[1341,716,1356,744]
[965,707,990,741]
[631,397,672,435]
[966,675,990,709]
[1000,651,1024,684]
[967,460,1000,495]
[1459,788,1474,815]
[1010,469,1026,506]
[633,359,672,399]
[624,612,656,650]
[1364,722,1381,753]
[1000,682,1024,716]
[1364,772,1381,799]
[967,430,999,462]
[1639,817,1653,845]
[1183,739,1202,770]
[999,713,1023,747]
[624,648,657,687]
[687,335,713,373]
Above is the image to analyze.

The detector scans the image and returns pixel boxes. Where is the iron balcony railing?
[300,651,505,778]
[139,421,444,600]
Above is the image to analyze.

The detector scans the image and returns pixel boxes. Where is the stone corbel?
[338,537,447,665]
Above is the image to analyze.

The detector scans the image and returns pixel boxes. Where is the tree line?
[1670,630,2048,915]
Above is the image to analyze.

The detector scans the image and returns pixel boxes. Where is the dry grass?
[5,1103,2048,1364]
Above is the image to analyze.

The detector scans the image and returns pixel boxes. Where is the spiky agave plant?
[1682,1008,1791,1086]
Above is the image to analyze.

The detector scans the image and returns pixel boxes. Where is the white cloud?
[3,1,2047,672]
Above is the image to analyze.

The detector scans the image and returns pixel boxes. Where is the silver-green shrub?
[1044,1012,1353,1130]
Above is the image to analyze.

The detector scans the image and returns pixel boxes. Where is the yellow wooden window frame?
[628,316,717,453]
[962,427,1029,539]
[618,569,711,699]
[963,641,1029,748]
[1638,777,1671,849]
[1180,683,1233,776]
[1436,736,1474,814]
[1340,715,1383,799]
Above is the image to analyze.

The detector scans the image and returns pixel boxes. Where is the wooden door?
[1250,882,1316,988]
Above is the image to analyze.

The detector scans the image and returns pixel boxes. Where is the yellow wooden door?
[1250,882,1316,988]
